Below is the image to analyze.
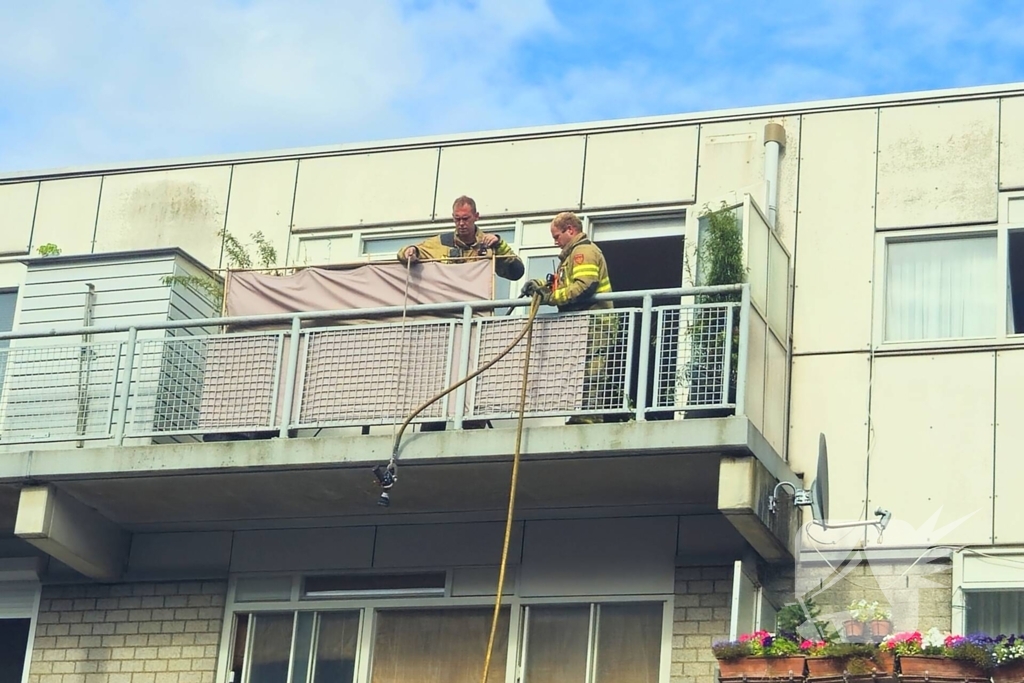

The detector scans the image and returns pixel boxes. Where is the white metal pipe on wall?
[763,123,786,229]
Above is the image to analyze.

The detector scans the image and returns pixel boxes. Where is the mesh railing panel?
[471,310,632,417]
[298,321,454,425]
[129,333,282,435]
[653,304,736,410]
[0,341,121,443]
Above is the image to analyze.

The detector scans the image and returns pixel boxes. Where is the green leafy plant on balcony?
[36,243,62,257]
[683,202,746,414]
[161,229,279,307]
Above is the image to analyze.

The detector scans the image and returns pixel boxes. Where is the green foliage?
[696,202,746,303]
[37,243,62,257]
[160,229,280,306]
[777,597,839,644]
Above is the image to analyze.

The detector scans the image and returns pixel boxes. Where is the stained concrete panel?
[435,136,586,216]
[94,167,231,267]
[292,149,438,230]
[373,522,523,569]
[867,353,994,546]
[876,100,999,228]
[582,126,698,209]
[792,110,877,354]
[0,182,38,256]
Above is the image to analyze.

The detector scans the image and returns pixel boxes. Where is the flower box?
[897,655,989,683]
[869,620,893,638]
[807,651,895,681]
[994,660,1024,683]
[718,656,807,681]
[844,620,867,639]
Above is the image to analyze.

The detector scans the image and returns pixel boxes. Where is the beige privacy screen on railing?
[224,260,494,318]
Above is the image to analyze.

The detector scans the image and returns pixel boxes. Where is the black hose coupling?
[372,462,397,508]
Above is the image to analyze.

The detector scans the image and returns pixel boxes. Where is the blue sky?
[1,0,1023,173]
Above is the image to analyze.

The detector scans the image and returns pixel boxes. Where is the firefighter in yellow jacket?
[398,195,524,281]
[522,212,617,422]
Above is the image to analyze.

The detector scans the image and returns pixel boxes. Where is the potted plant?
[844,600,894,641]
[993,634,1024,683]
[882,630,992,683]
[713,630,806,681]
[805,641,895,681]
[684,203,745,418]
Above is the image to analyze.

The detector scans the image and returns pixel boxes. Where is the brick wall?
[794,558,953,633]
[672,565,733,683]
[27,581,226,683]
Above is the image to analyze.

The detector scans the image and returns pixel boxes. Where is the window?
[232,611,361,683]
[0,289,16,402]
[521,602,662,683]
[1008,230,1024,334]
[965,591,1024,635]
[371,607,509,683]
[883,235,996,342]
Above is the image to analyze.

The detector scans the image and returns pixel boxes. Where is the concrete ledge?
[0,418,796,485]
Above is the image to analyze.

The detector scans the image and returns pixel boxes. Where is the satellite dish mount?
[769,433,892,535]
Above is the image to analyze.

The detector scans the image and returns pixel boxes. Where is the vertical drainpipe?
[763,122,786,229]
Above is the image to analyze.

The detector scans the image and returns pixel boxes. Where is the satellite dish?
[768,431,892,535]
[810,433,829,525]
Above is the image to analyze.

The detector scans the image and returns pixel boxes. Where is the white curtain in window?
[885,236,996,341]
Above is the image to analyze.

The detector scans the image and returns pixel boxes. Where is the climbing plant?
[162,229,279,306]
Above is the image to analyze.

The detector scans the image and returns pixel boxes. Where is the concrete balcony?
[0,286,798,580]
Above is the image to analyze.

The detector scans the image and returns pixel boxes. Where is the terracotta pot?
[898,655,989,682]
[718,656,807,681]
[994,660,1024,683]
[868,620,893,637]
[807,653,895,681]
[844,620,866,638]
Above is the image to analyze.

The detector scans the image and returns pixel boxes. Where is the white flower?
[922,627,947,649]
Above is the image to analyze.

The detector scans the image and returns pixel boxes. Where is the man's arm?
[397,235,443,263]
[548,246,603,307]
[492,238,525,280]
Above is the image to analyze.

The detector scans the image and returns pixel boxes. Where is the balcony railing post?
[113,327,138,446]
[279,316,302,438]
[635,294,653,421]
[453,304,473,430]
[722,303,734,409]
[734,285,750,417]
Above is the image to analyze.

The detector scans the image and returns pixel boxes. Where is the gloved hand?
[520,278,548,298]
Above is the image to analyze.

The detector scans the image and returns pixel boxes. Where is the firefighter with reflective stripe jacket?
[398,195,525,281]
[521,211,612,310]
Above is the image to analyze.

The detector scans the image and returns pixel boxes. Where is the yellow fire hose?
[375,296,541,682]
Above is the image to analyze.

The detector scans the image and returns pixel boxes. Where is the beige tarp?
[224,260,494,318]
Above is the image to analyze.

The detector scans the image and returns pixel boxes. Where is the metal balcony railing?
[0,285,752,447]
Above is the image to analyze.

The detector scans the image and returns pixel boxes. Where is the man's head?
[452,196,479,243]
[550,211,583,249]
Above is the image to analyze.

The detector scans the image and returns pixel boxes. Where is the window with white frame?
[882,234,997,342]
[964,590,1024,635]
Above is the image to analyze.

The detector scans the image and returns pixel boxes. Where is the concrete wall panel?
[31,177,101,256]
[519,517,677,597]
[373,522,523,568]
[789,353,870,521]
[868,353,994,545]
[696,117,800,252]
[292,149,438,231]
[0,181,38,256]
[94,167,231,267]
[582,126,698,208]
[224,161,297,268]
[1000,96,1024,189]
[230,526,375,572]
[792,110,877,354]
[876,100,999,228]
[994,350,1024,543]
[434,136,586,216]
[127,531,232,579]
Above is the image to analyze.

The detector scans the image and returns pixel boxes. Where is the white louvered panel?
[0,580,39,618]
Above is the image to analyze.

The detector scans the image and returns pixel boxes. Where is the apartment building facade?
[0,81,1023,683]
